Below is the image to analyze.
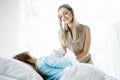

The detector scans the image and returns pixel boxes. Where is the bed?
[0,57,119,80]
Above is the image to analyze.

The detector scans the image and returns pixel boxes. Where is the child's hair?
[14,52,34,65]
[13,52,37,72]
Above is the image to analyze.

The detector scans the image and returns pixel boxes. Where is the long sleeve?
[37,56,72,69]
[36,56,72,80]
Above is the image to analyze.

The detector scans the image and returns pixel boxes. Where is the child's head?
[13,52,44,77]
[13,52,36,69]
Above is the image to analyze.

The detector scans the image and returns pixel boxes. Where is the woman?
[13,52,107,80]
[58,4,92,63]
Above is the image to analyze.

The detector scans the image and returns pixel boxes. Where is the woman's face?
[58,8,73,24]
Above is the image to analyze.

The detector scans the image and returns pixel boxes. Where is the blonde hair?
[58,4,81,43]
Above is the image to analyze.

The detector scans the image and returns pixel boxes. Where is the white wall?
[0,0,29,58]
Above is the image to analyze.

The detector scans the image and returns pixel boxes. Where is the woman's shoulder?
[78,23,90,31]
[79,23,89,27]
[77,23,86,30]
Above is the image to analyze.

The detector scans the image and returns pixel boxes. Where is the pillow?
[0,57,43,80]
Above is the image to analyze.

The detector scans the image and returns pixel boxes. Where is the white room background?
[0,0,120,78]
[30,0,120,78]
[0,0,29,57]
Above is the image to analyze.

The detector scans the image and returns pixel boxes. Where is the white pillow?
[0,57,43,80]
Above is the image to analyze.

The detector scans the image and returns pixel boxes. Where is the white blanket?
[61,49,119,80]
[61,63,119,80]
[61,64,104,80]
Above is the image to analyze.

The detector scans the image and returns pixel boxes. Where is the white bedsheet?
[61,63,105,80]
[61,63,119,80]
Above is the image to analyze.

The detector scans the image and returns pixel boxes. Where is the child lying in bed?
[13,49,119,80]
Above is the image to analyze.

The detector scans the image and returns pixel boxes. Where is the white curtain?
[85,0,120,78]
[107,20,120,77]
